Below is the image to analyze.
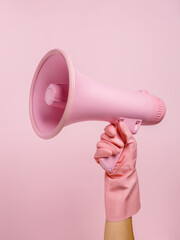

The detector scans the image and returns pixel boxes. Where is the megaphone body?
[29,49,166,172]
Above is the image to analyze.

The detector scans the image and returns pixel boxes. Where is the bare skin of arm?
[104,217,134,240]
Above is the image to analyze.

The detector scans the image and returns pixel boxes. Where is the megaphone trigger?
[112,117,142,134]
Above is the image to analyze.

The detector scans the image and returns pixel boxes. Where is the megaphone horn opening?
[29,49,75,139]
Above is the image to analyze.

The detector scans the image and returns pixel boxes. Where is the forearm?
[104,217,134,240]
[95,121,140,240]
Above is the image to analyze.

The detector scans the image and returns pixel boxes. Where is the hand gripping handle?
[99,118,142,173]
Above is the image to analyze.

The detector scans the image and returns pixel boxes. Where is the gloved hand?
[94,120,141,222]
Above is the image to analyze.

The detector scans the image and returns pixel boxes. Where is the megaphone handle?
[98,118,142,173]
[99,147,124,173]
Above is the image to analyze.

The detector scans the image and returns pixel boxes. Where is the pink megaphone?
[29,49,166,172]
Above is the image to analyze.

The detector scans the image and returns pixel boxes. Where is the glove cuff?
[104,170,141,222]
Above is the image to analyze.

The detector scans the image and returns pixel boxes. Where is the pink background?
[0,0,179,239]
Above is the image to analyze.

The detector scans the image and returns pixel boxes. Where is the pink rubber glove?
[94,120,141,222]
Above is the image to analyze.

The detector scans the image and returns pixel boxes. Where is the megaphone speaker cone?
[29,49,75,139]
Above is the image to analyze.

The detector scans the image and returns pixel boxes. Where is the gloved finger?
[104,124,116,137]
[97,140,121,155]
[117,121,136,146]
[100,133,124,148]
[94,148,112,159]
